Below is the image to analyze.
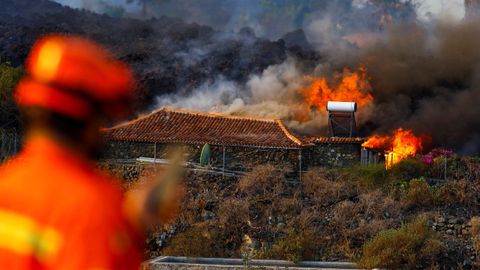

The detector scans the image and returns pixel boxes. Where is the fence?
[427,156,480,181]
[0,129,20,161]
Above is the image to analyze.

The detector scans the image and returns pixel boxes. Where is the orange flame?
[299,67,374,113]
[362,128,426,168]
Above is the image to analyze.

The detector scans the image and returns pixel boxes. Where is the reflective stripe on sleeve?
[0,209,62,262]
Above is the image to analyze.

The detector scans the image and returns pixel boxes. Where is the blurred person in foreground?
[0,35,182,269]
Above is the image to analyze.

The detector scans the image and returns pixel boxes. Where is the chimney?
[465,0,480,20]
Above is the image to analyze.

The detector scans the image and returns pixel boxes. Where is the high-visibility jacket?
[0,136,142,269]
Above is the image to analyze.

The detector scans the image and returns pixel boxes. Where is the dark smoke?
[359,20,480,155]
[53,0,416,39]
[1,0,478,154]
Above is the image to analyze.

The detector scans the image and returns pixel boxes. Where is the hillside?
[107,153,480,270]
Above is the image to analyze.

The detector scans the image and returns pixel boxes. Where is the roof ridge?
[275,119,303,146]
[101,107,167,131]
[102,107,279,131]
[311,136,366,140]
[160,107,278,122]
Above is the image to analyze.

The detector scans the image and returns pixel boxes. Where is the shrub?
[389,158,426,183]
[435,180,467,206]
[343,164,389,188]
[332,191,400,251]
[470,217,480,257]
[302,167,358,206]
[359,217,444,269]
[435,179,480,208]
[302,167,330,195]
[275,197,302,216]
[238,165,286,197]
[217,198,249,228]
[356,191,400,220]
[255,229,321,263]
[162,223,216,257]
[271,235,304,263]
[402,178,434,209]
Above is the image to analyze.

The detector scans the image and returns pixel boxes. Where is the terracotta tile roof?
[302,136,366,145]
[102,108,304,149]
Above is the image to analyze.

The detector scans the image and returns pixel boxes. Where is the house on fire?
[102,107,365,173]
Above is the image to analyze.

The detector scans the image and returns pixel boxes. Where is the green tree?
[0,59,23,130]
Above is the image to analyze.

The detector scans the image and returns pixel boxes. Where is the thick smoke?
[50,0,479,154]
[157,60,329,134]
[361,20,480,154]
[156,3,480,154]
[53,0,128,16]
[53,0,416,39]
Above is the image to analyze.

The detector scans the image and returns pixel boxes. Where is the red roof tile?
[302,136,366,144]
[102,108,304,149]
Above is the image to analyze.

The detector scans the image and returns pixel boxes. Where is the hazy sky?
[418,0,465,21]
[53,0,466,22]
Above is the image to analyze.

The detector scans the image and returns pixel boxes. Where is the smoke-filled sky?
[53,0,466,28]
[50,0,479,154]
[54,0,466,19]
[418,0,464,20]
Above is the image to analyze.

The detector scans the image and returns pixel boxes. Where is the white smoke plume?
[156,59,352,135]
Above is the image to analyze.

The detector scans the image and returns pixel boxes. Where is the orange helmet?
[15,34,135,120]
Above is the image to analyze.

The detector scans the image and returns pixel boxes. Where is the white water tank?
[326,101,357,112]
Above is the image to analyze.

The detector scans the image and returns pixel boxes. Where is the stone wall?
[103,140,300,172]
[303,143,362,168]
[102,140,361,173]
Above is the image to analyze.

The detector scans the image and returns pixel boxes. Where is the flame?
[299,67,374,113]
[362,128,426,168]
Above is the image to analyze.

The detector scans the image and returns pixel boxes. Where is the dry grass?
[162,222,216,257]
[217,198,249,228]
[342,165,388,188]
[470,217,480,258]
[238,165,286,197]
[147,162,477,266]
[435,179,480,210]
[272,196,301,216]
[331,192,400,252]
[302,167,358,206]
[333,191,400,225]
[401,178,434,209]
[255,228,322,263]
[437,180,467,205]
